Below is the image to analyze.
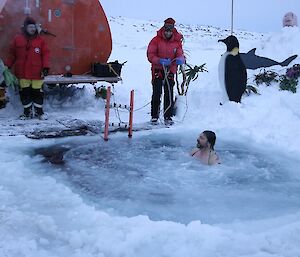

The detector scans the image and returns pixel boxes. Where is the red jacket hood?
[157,27,183,42]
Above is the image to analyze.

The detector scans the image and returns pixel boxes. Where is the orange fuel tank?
[0,0,112,76]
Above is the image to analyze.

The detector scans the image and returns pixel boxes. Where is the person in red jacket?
[147,17,185,125]
[6,17,50,119]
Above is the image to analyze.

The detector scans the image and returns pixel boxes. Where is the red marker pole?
[128,90,134,138]
[104,86,111,141]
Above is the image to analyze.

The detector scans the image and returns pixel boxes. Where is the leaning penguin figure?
[218,35,247,104]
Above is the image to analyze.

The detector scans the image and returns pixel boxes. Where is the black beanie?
[23,17,36,27]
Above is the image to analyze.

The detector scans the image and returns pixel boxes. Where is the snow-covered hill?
[107,16,300,155]
[0,16,300,257]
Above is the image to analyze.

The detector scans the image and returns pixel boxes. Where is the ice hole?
[37,132,300,224]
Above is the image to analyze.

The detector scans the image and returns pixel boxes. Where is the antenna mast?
[231,0,234,34]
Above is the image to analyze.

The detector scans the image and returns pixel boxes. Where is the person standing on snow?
[5,17,50,119]
[147,17,185,125]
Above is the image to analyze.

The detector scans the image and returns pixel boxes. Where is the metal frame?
[44,75,121,85]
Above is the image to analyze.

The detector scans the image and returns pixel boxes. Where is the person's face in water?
[197,133,209,149]
[26,24,37,36]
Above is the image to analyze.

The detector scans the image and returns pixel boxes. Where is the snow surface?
[1,17,300,257]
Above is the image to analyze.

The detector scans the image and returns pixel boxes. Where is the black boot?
[151,77,163,120]
[34,105,48,119]
[20,86,32,106]
[19,87,33,119]
[0,84,6,109]
[19,106,33,119]
[32,88,47,119]
[0,100,6,109]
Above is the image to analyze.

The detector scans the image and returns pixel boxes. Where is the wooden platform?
[44,75,121,85]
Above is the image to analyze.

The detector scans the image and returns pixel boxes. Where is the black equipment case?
[91,61,123,77]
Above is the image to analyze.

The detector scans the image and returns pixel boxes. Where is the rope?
[179,94,189,123]
[102,60,189,125]
[105,86,152,131]
[108,64,120,77]
[153,60,189,124]
[175,64,187,95]
[111,86,124,124]
[162,63,173,119]
[134,101,151,112]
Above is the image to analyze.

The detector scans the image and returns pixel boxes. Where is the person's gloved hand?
[159,58,171,66]
[42,67,49,77]
[175,57,185,65]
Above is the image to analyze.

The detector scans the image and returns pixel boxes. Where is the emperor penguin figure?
[218,35,247,103]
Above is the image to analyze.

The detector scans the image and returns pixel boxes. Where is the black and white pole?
[231,0,234,35]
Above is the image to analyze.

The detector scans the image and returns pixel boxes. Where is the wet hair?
[202,130,216,150]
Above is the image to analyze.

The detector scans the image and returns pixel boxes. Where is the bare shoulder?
[214,152,221,164]
[209,151,221,165]
[190,148,199,156]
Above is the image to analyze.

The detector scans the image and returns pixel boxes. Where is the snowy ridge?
[108,16,264,59]
[1,16,300,257]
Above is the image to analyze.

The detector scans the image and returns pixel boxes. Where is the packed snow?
[1,17,300,257]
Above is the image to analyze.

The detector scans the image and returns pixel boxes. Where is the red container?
[0,0,112,76]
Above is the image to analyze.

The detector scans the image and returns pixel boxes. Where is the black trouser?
[151,72,174,119]
[0,81,6,109]
[32,88,44,115]
[19,87,32,115]
[19,87,44,115]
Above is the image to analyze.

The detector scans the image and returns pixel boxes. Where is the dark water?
[34,132,300,224]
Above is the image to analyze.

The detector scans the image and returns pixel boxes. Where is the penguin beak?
[218,39,225,43]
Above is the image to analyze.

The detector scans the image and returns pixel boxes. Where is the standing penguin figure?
[218,35,247,103]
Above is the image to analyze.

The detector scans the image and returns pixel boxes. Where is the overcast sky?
[100,0,300,32]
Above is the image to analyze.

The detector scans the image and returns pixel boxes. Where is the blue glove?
[175,57,185,65]
[159,58,171,66]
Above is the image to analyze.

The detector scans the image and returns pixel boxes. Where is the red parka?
[147,27,184,76]
[6,33,50,80]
